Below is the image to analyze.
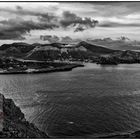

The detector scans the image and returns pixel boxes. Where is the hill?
[76,41,116,54]
[88,39,140,51]
[24,41,116,61]
[0,42,36,57]
[0,41,140,64]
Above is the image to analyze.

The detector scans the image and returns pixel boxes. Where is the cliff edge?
[0,93,49,138]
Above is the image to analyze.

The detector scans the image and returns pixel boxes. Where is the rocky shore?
[0,93,49,138]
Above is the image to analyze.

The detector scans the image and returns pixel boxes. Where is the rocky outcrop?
[0,94,49,138]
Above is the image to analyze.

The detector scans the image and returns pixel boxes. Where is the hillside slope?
[25,41,116,61]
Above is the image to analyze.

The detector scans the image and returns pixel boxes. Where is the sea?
[1,63,140,138]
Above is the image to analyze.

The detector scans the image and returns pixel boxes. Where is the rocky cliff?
[0,93,49,138]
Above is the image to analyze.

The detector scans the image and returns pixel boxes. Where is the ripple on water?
[1,64,140,138]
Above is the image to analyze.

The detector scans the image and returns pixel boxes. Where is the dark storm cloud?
[0,32,25,40]
[0,5,98,40]
[74,26,85,32]
[0,6,59,40]
[60,11,98,32]
[0,18,59,40]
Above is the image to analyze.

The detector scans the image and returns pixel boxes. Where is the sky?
[0,2,140,44]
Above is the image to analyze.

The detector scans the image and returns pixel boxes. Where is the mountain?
[87,39,140,51]
[0,42,36,57]
[0,41,139,64]
[76,41,116,54]
[24,41,114,61]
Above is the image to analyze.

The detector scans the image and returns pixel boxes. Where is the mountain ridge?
[0,41,140,64]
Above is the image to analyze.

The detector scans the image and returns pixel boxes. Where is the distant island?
[0,41,140,74]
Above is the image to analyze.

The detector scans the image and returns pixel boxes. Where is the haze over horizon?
[0,2,140,45]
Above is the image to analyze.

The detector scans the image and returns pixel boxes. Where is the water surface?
[1,63,140,138]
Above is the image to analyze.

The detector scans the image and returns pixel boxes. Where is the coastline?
[1,61,140,75]
[0,63,84,74]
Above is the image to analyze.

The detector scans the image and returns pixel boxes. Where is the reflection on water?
[1,63,140,138]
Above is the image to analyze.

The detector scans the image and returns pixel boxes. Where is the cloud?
[0,18,59,40]
[0,5,60,40]
[40,35,82,43]
[0,31,25,40]
[90,2,140,18]
[99,21,140,28]
[61,36,73,43]
[60,11,98,32]
[40,35,60,43]
[0,5,98,40]
[74,26,85,32]
[16,5,23,10]
[0,6,57,22]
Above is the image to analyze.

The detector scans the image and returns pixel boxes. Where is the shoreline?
[0,64,84,74]
[1,61,140,75]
